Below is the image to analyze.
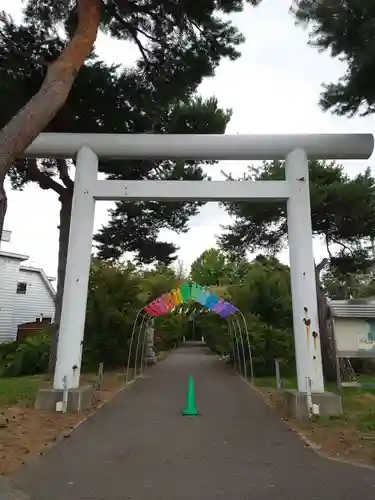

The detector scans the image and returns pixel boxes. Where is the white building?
[0,249,56,343]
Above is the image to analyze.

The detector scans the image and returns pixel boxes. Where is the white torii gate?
[24,133,374,396]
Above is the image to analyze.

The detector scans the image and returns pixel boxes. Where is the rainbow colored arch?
[144,281,238,319]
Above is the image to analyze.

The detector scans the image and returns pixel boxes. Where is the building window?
[16,282,27,294]
[41,317,52,324]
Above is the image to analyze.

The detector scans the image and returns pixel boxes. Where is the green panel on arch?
[179,282,191,302]
[190,282,203,300]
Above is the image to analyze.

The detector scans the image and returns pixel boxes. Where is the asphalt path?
[9,346,375,500]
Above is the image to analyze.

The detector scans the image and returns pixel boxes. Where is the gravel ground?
[9,346,375,500]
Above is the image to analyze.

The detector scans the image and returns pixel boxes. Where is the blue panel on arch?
[204,294,219,310]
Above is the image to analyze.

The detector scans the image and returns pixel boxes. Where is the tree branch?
[0,0,101,173]
[316,258,329,274]
[106,1,152,65]
[16,158,66,195]
[330,237,356,256]
[57,159,74,190]
[0,27,54,68]
[324,232,333,259]
[132,25,159,43]
[128,28,150,64]
[146,159,167,179]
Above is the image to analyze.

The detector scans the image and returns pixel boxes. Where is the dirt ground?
[0,372,127,475]
[257,385,375,467]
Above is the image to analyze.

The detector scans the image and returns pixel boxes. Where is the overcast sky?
[1,0,374,279]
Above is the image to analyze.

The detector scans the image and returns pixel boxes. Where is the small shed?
[329,299,375,387]
[330,299,375,359]
[17,320,52,343]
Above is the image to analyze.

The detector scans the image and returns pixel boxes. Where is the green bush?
[0,257,299,378]
[194,310,295,378]
[248,319,295,377]
[0,340,19,361]
[82,260,141,370]
[155,315,186,350]
[0,334,51,377]
[195,313,230,354]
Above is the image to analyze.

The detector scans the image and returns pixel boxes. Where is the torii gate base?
[28,132,374,417]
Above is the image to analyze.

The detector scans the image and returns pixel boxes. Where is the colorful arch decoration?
[126,281,254,387]
[143,281,238,319]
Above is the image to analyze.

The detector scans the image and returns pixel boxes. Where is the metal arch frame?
[138,292,154,376]
[234,315,247,379]
[133,312,153,379]
[237,311,255,384]
[125,309,151,384]
[227,317,244,376]
[225,313,254,383]
[227,318,238,372]
[127,301,254,383]
[127,282,253,382]
[125,308,143,384]
[228,315,249,380]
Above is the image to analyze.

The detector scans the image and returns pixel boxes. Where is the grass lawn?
[254,374,375,464]
[0,375,48,408]
[254,374,340,393]
[0,371,116,410]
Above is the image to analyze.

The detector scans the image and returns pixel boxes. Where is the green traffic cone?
[182,375,199,416]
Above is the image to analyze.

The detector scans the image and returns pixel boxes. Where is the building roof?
[329,299,375,319]
[0,250,56,301]
[19,265,56,301]
[0,250,28,262]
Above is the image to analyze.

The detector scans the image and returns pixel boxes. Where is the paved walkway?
[9,346,375,500]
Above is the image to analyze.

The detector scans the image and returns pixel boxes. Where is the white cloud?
[1,0,375,277]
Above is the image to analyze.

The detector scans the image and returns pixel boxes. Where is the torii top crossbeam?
[24,133,374,160]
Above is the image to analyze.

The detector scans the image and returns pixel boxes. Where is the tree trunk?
[0,0,101,237]
[0,177,7,243]
[48,194,72,373]
[315,261,338,382]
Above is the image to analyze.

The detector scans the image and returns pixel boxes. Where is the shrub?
[155,315,186,350]
[82,261,141,370]
[0,333,51,377]
[194,310,295,377]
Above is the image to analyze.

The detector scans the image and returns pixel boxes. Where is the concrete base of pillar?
[283,389,343,420]
[34,385,94,412]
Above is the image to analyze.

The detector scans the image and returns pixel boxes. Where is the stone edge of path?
[241,375,375,471]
